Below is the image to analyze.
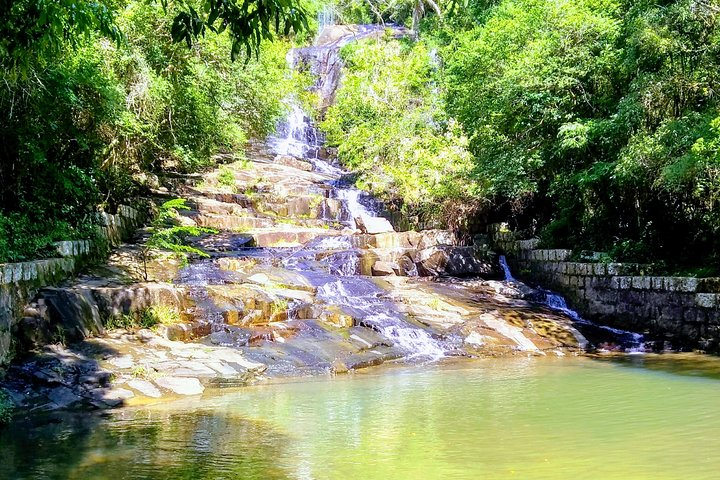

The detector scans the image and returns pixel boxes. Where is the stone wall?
[0,206,145,365]
[490,226,720,351]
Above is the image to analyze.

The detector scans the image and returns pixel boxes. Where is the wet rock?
[209,327,251,347]
[47,387,83,409]
[464,331,487,346]
[397,255,418,276]
[371,261,397,276]
[106,355,134,369]
[416,246,498,277]
[90,387,135,407]
[156,377,204,395]
[486,280,545,301]
[319,306,354,328]
[348,327,391,350]
[34,287,105,345]
[274,154,314,171]
[79,371,112,388]
[355,215,395,234]
[331,359,349,373]
[127,379,162,398]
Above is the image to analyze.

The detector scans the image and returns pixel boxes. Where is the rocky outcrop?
[354,215,395,234]
[0,206,145,366]
[292,24,412,112]
[415,246,499,277]
[274,154,314,172]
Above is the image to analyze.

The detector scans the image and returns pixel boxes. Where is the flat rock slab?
[90,387,136,407]
[48,386,83,409]
[156,376,205,395]
[127,379,162,398]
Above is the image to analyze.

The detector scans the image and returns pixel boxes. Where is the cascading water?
[269,100,322,159]
[262,24,446,361]
[316,278,446,359]
[544,292,645,352]
[364,313,446,360]
[334,187,380,227]
[499,255,515,282]
[500,256,646,352]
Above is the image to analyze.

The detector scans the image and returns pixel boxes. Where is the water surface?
[3,356,720,479]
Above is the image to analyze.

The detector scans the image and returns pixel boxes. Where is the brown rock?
[274,154,313,172]
[354,215,394,234]
[371,261,397,276]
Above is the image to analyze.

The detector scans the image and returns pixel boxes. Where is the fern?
[146,198,216,260]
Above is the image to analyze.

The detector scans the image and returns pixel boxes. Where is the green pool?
[3,355,720,479]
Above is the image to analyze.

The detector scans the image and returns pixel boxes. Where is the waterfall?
[499,255,515,282]
[270,100,318,159]
[334,188,380,227]
[501,256,646,352]
[544,292,645,352]
[366,313,446,360]
[317,7,337,35]
[262,24,445,361]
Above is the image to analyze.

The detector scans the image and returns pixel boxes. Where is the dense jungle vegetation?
[2,0,719,274]
[322,0,720,274]
[0,0,312,262]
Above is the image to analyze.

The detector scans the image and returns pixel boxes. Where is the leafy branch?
[165,0,309,60]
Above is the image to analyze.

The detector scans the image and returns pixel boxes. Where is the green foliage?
[0,389,13,426]
[166,0,309,59]
[105,305,179,330]
[147,199,216,258]
[322,37,477,224]
[437,0,720,268]
[218,166,237,188]
[0,1,302,262]
[0,0,122,70]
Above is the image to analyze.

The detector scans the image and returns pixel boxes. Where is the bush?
[0,389,13,426]
[321,37,477,225]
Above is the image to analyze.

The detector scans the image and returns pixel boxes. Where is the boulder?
[156,376,205,395]
[354,215,394,234]
[274,154,313,172]
[397,255,419,276]
[371,261,397,276]
[416,246,498,277]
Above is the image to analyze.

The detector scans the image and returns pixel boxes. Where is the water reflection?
[3,357,720,479]
[593,352,720,380]
[0,410,292,480]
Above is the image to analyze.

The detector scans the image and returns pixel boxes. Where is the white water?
[500,257,646,352]
[316,280,446,359]
[308,236,353,250]
[270,101,315,158]
[499,255,515,282]
[267,35,444,361]
[365,313,446,360]
[334,187,380,227]
[545,293,645,352]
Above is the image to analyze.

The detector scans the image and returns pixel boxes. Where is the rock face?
[371,261,396,277]
[155,377,204,396]
[355,215,395,234]
[293,24,412,112]
[274,154,313,172]
[416,246,499,277]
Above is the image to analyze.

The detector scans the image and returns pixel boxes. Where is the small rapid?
[316,278,446,360]
[499,256,646,352]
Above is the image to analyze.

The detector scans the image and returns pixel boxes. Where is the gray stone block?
[696,293,718,309]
